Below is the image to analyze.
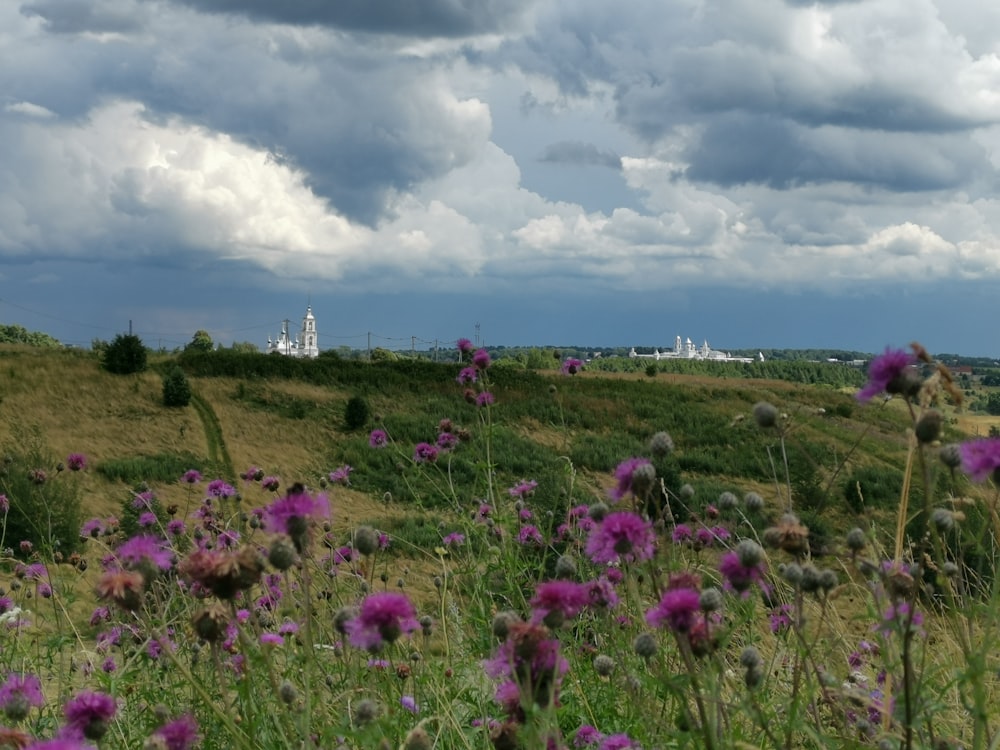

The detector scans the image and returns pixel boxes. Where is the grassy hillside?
[0,344,981,553]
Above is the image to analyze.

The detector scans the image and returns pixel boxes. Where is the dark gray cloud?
[539,141,621,170]
[683,114,986,191]
[20,0,145,34]
[165,0,531,37]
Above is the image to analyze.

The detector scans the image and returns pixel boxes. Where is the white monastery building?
[267,305,319,358]
[629,336,760,363]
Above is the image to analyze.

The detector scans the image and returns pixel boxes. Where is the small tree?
[344,395,371,431]
[186,330,214,353]
[103,334,147,374]
[162,366,192,407]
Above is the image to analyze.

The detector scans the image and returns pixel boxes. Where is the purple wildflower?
[181,470,202,484]
[0,673,44,721]
[24,741,93,750]
[671,523,693,544]
[66,454,87,472]
[63,691,116,741]
[599,735,640,750]
[264,489,330,551]
[116,535,174,572]
[260,633,284,646]
[517,525,544,545]
[327,465,352,486]
[609,457,653,502]
[718,542,767,595]
[369,429,389,448]
[530,581,590,626]
[561,358,583,376]
[857,347,918,402]
[152,714,200,750]
[575,724,604,747]
[137,512,157,529]
[442,532,465,546]
[769,604,793,634]
[472,348,491,370]
[959,437,1000,483]
[475,391,495,407]
[456,367,478,385]
[508,480,538,498]
[346,592,419,652]
[0,495,7,513]
[413,443,439,463]
[206,479,236,498]
[646,587,701,632]
[166,519,186,537]
[437,432,458,450]
[456,338,474,354]
[484,621,568,713]
[585,511,656,564]
[261,476,280,492]
[400,695,418,713]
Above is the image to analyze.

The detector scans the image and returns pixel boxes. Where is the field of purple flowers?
[0,341,997,749]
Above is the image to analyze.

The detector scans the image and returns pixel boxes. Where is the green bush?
[96,452,211,484]
[0,435,83,556]
[162,366,192,407]
[103,333,148,375]
[344,395,371,431]
[843,465,904,513]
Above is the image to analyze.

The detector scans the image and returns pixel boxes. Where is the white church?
[629,335,760,363]
[267,305,319,358]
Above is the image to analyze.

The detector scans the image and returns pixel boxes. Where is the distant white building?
[629,335,759,363]
[267,305,319,358]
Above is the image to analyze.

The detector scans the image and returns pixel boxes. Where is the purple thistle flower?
[437,432,458,450]
[152,714,200,750]
[261,475,280,492]
[63,691,116,741]
[769,603,793,634]
[368,429,389,448]
[116,535,174,572]
[66,454,87,472]
[646,587,701,632]
[327,465,352,486]
[475,391,495,407]
[508,480,538,498]
[206,479,236,498]
[166,519,186,537]
[530,580,590,626]
[561,357,583,376]
[456,367,478,385]
[0,494,8,513]
[857,347,918,402]
[413,442,439,463]
[181,470,202,484]
[442,532,465,546]
[575,724,604,747]
[671,523,692,543]
[260,633,284,646]
[0,672,44,721]
[345,592,419,652]
[400,695,418,714]
[599,735,640,750]
[456,338,474,354]
[585,511,656,564]
[472,348,491,370]
[609,457,652,502]
[264,490,330,551]
[959,437,1000,483]
[718,548,767,595]
[132,491,156,510]
[24,741,94,750]
[517,525,544,545]
[483,621,568,713]
[137,512,157,529]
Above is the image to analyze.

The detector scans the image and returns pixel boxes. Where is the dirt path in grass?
[189,389,236,481]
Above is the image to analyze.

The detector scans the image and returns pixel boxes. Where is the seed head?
[491,610,520,640]
[268,537,298,571]
[743,492,764,512]
[554,555,577,580]
[353,526,379,556]
[752,402,779,428]
[278,680,298,706]
[930,508,955,533]
[699,587,723,612]
[649,431,674,457]
[735,539,765,568]
[845,528,866,552]
[353,699,379,727]
[939,444,962,469]
[593,654,615,677]
[717,492,737,511]
[915,410,943,444]
[739,646,762,669]
[633,632,658,660]
[588,502,609,522]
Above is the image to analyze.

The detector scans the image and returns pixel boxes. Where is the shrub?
[344,395,371,431]
[102,333,147,374]
[0,432,83,555]
[645,363,658,378]
[162,366,192,407]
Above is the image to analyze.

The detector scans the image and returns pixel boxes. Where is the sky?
[2,0,1000,356]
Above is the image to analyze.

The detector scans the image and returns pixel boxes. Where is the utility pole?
[434,339,438,361]
[475,322,480,345]
[367,332,371,362]
[411,336,416,356]
[129,320,133,336]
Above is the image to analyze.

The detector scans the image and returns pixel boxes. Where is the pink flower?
[456,367,478,385]
[181,469,202,484]
[585,511,656,564]
[369,429,389,448]
[456,338,474,354]
[63,690,117,740]
[530,581,590,625]
[413,442,439,463]
[152,714,200,750]
[327,465,352,486]
[646,587,701,632]
[508,480,538,498]
[66,453,87,472]
[345,592,419,652]
[609,457,653,502]
[0,672,44,721]
[475,391,495,407]
[472,348,491,370]
[959,437,1000,483]
[857,347,918,402]
[561,358,583,376]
